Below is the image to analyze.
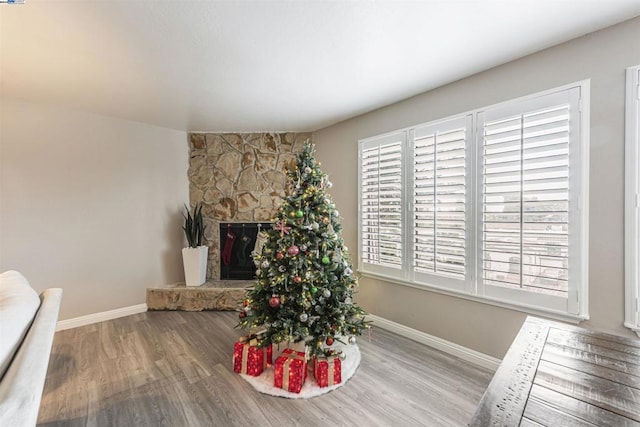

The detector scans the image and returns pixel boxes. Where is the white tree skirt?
[237,344,361,399]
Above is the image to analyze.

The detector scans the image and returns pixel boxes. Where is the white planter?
[182,246,208,287]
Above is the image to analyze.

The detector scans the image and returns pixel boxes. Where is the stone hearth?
[146,280,251,311]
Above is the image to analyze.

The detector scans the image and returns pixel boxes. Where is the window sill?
[358,270,589,325]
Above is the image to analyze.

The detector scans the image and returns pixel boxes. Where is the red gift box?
[233,335,271,376]
[263,343,273,369]
[313,355,342,387]
[274,348,307,393]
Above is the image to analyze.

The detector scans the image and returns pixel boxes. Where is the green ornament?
[321,256,331,265]
[310,286,318,294]
[296,210,304,218]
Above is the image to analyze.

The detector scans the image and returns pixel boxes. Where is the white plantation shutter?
[478,87,583,313]
[412,116,472,286]
[359,133,404,274]
[358,82,588,318]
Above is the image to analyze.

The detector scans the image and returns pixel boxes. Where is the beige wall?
[0,99,189,320]
[314,16,640,359]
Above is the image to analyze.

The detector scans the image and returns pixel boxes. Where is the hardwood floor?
[38,311,493,426]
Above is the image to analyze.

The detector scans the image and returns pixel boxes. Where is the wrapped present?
[233,335,268,376]
[246,331,273,368]
[274,348,307,393]
[261,341,273,369]
[313,354,342,387]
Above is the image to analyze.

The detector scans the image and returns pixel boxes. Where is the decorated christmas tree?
[238,141,368,358]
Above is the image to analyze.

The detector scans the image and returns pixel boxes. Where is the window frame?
[358,81,590,322]
[625,65,640,335]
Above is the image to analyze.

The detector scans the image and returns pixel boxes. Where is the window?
[359,82,589,319]
[477,88,585,315]
[625,65,640,334]
[360,132,404,277]
[411,116,473,291]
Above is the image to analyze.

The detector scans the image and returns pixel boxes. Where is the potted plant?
[182,203,208,286]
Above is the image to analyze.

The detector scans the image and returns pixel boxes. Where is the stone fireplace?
[188,132,312,280]
[146,132,311,311]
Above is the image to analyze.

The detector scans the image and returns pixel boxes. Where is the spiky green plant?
[182,203,205,248]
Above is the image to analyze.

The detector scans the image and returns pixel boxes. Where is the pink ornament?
[288,245,300,256]
[269,296,281,308]
[275,221,292,236]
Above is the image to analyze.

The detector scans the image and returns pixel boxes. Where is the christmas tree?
[238,141,368,358]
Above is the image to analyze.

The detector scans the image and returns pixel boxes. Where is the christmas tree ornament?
[295,210,304,218]
[289,211,296,218]
[287,245,300,256]
[278,265,286,272]
[293,275,302,283]
[338,351,347,361]
[326,336,334,346]
[243,300,250,307]
[344,267,353,276]
[333,210,340,217]
[238,311,246,319]
[300,244,308,252]
[269,295,281,308]
[323,289,331,298]
[304,166,312,174]
[348,336,357,345]
[321,256,331,265]
[276,252,284,260]
[299,313,308,322]
[310,286,318,294]
[323,217,330,224]
[345,297,352,304]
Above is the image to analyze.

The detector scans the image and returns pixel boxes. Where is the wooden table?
[469,316,640,426]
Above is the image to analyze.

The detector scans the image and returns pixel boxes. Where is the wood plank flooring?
[38,311,492,426]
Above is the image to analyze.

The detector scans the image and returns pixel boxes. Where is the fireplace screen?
[219,222,272,280]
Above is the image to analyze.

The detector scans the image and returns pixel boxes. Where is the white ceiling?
[1,1,639,132]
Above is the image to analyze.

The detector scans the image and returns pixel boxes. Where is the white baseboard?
[56,303,148,331]
[367,314,501,371]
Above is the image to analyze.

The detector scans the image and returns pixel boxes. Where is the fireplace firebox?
[219,222,272,280]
